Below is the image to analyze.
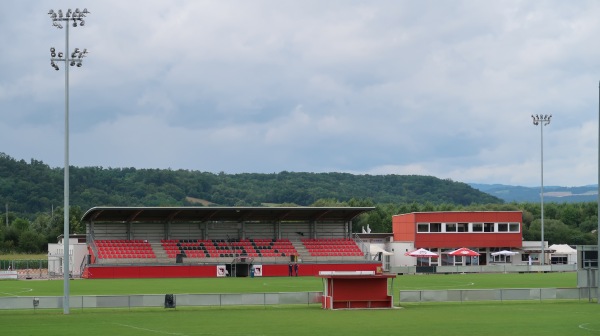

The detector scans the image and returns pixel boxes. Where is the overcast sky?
[1,1,599,187]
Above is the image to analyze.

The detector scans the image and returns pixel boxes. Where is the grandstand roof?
[81,206,375,223]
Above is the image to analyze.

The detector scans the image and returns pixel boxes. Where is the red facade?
[392,211,523,249]
[83,263,379,279]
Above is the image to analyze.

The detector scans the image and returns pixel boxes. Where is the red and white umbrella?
[405,248,439,258]
[448,247,480,257]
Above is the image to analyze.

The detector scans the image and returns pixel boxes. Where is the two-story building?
[382,211,551,268]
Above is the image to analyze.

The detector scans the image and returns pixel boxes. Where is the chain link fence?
[0,260,50,279]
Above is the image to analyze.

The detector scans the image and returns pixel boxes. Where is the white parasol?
[491,250,519,256]
[405,248,439,258]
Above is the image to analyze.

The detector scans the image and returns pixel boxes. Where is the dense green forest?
[0,153,501,213]
[0,153,596,253]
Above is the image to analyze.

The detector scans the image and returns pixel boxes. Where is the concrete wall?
[399,287,597,303]
[0,292,322,310]
[84,262,380,279]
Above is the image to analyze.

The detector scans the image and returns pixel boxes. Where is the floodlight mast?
[48,8,90,315]
[531,114,551,267]
[597,82,600,305]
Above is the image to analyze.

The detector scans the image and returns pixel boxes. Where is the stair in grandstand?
[290,240,313,262]
[150,242,169,262]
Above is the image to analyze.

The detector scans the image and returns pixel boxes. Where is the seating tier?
[160,238,297,259]
[301,238,364,257]
[95,239,156,259]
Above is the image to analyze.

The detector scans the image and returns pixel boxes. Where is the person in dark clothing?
[294,262,299,276]
[288,262,293,276]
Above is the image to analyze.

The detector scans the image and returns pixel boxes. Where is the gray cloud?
[1,0,599,187]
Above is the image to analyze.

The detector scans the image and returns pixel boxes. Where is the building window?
[416,257,430,266]
[441,250,454,266]
[582,250,598,268]
[492,254,512,263]
[416,221,520,233]
[417,223,429,232]
[429,248,439,266]
[551,256,567,264]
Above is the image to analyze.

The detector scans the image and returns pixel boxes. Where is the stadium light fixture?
[531,114,551,266]
[48,7,90,315]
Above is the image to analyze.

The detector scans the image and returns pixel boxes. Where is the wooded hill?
[0,152,501,215]
[0,153,598,253]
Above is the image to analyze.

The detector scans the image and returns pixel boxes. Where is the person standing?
[294,262,299,277]
[288,262,293,276]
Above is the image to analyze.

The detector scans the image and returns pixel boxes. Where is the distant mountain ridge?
[469,183,599,203]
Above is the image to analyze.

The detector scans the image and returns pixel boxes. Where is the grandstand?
[81,206,380,278]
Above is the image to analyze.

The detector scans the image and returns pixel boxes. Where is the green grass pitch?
[1,272,599,336]
[0,272,578,297]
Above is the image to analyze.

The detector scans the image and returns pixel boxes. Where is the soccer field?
[1,272,598,336]
[2,303,600,336]
[0,272,578,297]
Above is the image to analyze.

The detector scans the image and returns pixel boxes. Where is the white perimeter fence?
[3,288,599,311]
[392,264,577,274]
[399,287,599,303]
[0,292,322,311]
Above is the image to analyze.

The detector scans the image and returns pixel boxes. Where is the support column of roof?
[86,219,94,242]
[126,222,132,240]
[204,223,209,240]
[164,211,182,241]
[346,220,351,239]
[164,221,170,241]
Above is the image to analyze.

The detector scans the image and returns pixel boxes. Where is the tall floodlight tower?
[48,8,90,315]
[531,114,551,266]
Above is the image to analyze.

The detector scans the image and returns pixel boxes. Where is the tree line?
[0,153,502,215]
[0,153,596,253]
